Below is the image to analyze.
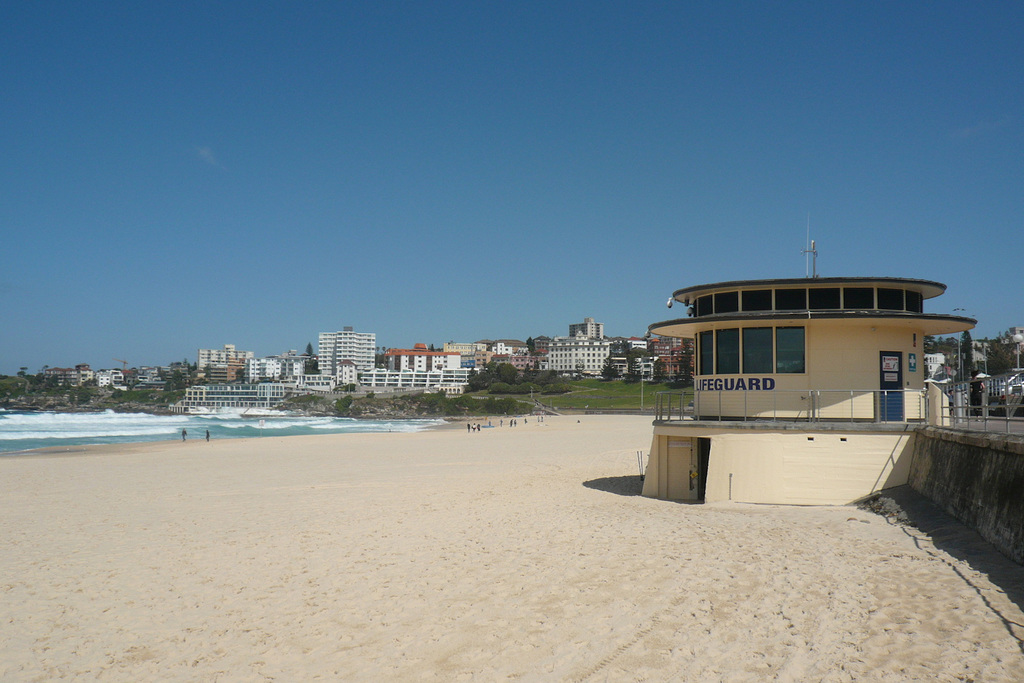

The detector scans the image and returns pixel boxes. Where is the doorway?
[879,351,904,422]
[696,438,711,501]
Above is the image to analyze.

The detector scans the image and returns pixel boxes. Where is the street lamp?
[953,308,971,380]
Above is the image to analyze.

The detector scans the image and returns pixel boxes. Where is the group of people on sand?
[181,429,211,442]
[466,415,546,433]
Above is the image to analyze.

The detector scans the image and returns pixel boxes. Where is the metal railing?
[941,371,1024,434]
[655,388,926,424]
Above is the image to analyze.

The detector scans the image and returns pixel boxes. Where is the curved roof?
[649,311,976,338]
[671,276,947,303]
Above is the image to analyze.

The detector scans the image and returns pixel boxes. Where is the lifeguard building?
[643,276,974,505]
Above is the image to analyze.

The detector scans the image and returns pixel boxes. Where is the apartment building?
[385,344,461,372]
[547,336,611,375]
[197,344,254,370]
[96,369,125,387]
[568,317,604,340]
[319,327,376,374]
[359,367,470,393]
[443,341,482,368]
[246,352,308,383]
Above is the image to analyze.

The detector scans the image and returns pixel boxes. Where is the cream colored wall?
[646,424,916,505]
[641,434,700,501]
[802,321,925,392]
[703,430,914,505]
[694,319,927,419]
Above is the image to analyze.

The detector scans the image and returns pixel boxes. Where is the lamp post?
[953,308,971,380]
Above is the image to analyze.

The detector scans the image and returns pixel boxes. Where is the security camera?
[666,298,674,308]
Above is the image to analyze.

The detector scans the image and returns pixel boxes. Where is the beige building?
[643,276,974,505]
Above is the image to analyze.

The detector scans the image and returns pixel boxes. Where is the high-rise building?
[568,317,604,339]
[319,327,376,374]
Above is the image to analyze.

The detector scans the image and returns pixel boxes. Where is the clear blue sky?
[2,2,1022,374]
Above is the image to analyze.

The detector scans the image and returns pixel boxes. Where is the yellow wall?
[694,319,928,419]
[646,424,916,505]
[802,320,925,391]
[642,434,700,501]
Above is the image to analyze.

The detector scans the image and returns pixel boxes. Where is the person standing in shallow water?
[181,428,187,441]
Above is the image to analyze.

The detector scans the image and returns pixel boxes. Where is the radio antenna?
[801,215,818,277]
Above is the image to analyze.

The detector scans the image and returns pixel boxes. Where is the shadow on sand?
[583,475,644,497]
[876,486,1024,654]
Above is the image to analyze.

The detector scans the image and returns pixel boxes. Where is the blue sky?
[2,2,1022,374]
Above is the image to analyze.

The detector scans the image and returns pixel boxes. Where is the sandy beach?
[2,415,1023,681]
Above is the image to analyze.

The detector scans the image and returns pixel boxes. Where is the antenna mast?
[801,215,818,278]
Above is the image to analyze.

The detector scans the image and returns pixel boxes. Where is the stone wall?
[909,427,1024,564]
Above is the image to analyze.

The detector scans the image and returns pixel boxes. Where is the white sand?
[2,415,1023,681]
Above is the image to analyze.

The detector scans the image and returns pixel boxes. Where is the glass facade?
[775,327,805,374]
[699,331,713,375]
[689,285,927,317]
[742,327,773,373]
[695,326,805,376]
[843,287,874,309]
[715,329,739,374]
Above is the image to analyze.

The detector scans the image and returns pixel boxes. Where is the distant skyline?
[3,2,1023,375]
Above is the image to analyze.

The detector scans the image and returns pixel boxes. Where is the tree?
[305,357,320,375]
[305,342,314,356]
[601,356,619,380]
[653,358,667,382]
[167,369,188,391]
[625,354,640,382]
[981,331,1022,376]
[496,363,519,385]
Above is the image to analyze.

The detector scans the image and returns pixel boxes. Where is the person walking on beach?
[205,429,210,442]
[181,428,187,441]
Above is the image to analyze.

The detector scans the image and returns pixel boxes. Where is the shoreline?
[0,411,551,458]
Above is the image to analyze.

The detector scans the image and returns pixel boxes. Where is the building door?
[696,438,711,501]
[879,351,904,422]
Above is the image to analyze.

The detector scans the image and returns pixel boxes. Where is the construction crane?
[113,358,129,370]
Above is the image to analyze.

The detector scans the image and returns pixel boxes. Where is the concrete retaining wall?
[909,427,1024,564]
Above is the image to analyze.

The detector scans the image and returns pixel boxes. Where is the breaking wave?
[0,409,443,454]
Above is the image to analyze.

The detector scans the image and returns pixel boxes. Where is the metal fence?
[942,371,1024,434]
[654,370,1024,433]
[655,388,926,424]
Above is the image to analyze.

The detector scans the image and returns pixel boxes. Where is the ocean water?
[0,408,444,455]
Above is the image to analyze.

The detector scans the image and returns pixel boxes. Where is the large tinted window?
[742,289,773,311]
[905,290,923,313]
[877,288,904,310]
[698,330,713,375]
[775,288,807,310]
[843,287,874,309]
[742,328,773,373]
[809,288,841,309]
[716,329,740,374]
[696,295,713,317]
[714,291,739,314]
[776,327,805,373]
